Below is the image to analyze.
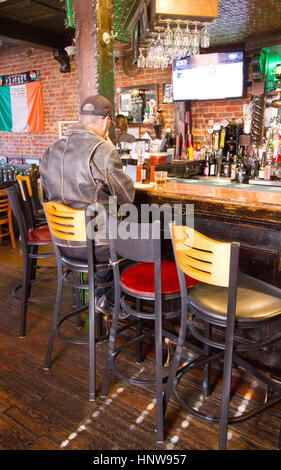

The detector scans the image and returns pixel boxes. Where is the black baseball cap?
[80,94,114,123]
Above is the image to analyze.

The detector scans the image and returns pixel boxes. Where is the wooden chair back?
[170,224,232,287]
[0,189,9,216]
[44,201,86,242]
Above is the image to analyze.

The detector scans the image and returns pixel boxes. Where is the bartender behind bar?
[115,114,136,144]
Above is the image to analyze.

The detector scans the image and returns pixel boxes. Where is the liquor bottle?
[204,153,210,176]
[209,152,217,176]
[231,154,238,180]
[175,134,181,159]
[236,158,248,183]
[223,152,231,177]
[141,159,150,184]
[136,154,144,182]
[150,164,155,183]
[258,152,266,180]
[264,155,273,181]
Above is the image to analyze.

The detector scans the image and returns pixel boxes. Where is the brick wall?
[0,45,78,160]
[0,42,251,160]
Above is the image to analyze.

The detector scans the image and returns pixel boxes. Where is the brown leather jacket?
[40,123,135,246]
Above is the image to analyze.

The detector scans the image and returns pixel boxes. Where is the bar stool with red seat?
[101,218,197,443]
[6,184,55,337]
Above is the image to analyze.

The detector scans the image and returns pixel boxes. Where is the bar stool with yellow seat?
[164,224,281,450]
[0,188,16,249]
[43,201,113,401]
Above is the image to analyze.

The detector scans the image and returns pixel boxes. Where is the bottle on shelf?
[264,154,273,181]
[236,157,248,184]
[136,154,144,183]
[223,152,231,177]
[209,152,217,176]
[203,153,210,176]
[141,158,150,184]
[258,152,266,180]
[231,154,238,180]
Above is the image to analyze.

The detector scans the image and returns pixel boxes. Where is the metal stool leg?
[72,271,82,328]
[101,290,120,397]
[136,299,143,364]
[219,326,235,449]
[20,252,33,337]
[155,297,163,443]
[164,304,188,414]
[88,257,96,401]
[203,322,212,398]
[44,266,63,370]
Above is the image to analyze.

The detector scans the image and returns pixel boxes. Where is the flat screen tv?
[172,51,244,101]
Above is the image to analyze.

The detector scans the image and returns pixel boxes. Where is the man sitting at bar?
[40,94,135,314]
[115,114,136,144]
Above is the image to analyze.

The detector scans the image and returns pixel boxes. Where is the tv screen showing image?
[172,51,244,101]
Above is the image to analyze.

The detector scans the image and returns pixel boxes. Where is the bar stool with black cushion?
[43,201,114,401]
[7,184,55,337]
[16,174,45,225]
[0,188,16,249]
[101,218,198,443]
[164,224,281,450]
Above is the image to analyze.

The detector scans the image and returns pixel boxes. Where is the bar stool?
[0,188,16,248]
[101,218,197,443]
[16,174,45,224]
[7,184,55,337]
[43,201,113,401]
[165,224,281,449]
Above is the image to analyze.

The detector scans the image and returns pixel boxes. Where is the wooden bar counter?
[134,177,281,287]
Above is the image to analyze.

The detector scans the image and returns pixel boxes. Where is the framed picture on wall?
[10,157,23,164]
[163,83,173,104]
[58,120,79,138]
[24,157,40,165]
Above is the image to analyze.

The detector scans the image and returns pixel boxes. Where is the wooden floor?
[0,240,281,451]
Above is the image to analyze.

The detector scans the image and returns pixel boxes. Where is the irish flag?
[0,72,44,132]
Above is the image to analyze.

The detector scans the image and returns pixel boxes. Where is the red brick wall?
[0,42,251,160]
[0,45,78,160]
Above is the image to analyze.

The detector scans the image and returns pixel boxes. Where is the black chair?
[101,218,197,443]
[7,184,55,337]
[16,175,45,226]
[43,200,114,401]
[164,223,281,449]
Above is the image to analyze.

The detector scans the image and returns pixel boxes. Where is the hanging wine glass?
[201,24,210,48]
[163,20,173,48]
[173,20,183,48]
[182,22,192,57]
[145,41,154,68]
[137,48,146,68]
[191,22,200,55]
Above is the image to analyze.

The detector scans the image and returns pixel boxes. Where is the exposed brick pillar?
[73,0,115,115]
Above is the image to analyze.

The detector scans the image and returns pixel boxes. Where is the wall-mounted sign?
[0,70,40,87]
[0,70,43,133]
